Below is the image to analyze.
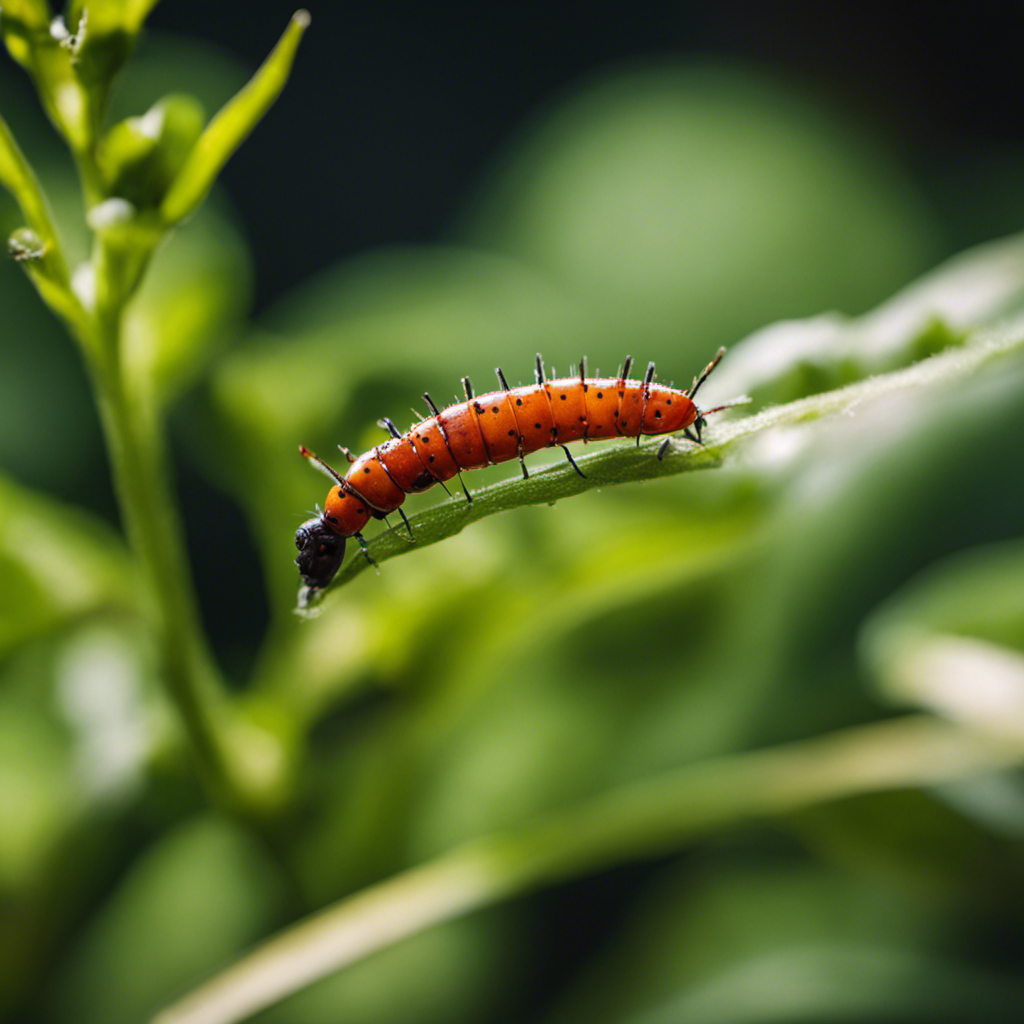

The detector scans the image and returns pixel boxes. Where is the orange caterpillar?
[296,348,740,593]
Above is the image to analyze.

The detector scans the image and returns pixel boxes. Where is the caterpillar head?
[295,517,346,590]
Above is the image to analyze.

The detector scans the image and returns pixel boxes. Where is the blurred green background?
[3,5,1024,1023]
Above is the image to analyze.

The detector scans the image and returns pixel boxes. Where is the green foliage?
[460,64,940,352]
[99,94,206,207]
[159,10,308,226]
[0,686,75,889]
[3,10,1024,1024]
[0,475,135,656]
[863,539,1024,742]
[547,856,1024,1024]
[51,817,285,1024]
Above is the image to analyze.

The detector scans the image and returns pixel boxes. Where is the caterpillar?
[295,347,743,595]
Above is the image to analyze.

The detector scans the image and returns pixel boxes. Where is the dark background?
[143,3,1024,316]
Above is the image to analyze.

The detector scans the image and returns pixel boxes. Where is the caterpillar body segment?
[296,348,741,593]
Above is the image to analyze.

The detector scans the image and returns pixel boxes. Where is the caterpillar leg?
[396,506,415,539]
[353,531,377,567]
[559,444,585,478]
[517,438,529,479]
[657,427,703,461]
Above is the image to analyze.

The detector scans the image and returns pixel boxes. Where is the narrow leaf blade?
[159,11,309,226]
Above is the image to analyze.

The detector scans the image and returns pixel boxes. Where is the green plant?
[2,3,309,811]
[3,8,1024,1024]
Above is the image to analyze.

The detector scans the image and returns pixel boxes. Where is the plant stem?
[152,714,1024,1024]
[86,314,246,807]
[2,8,306,817]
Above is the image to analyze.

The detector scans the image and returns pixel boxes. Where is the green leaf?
[0,0,50,71]
[1,6,91,149]
[861,539,1024,743]
[0,473,135,656]
[711,232,1024,408]
[66,0,161,94]
[159,11,310,226]
[0,114,72,288]
[122,199,253,404]
[316,325,1024,595]
[211,234,1024,621]
[550,858,1024,1024]
[52,816,285,1024]
[98,94,206,207]
[0,699,74,890]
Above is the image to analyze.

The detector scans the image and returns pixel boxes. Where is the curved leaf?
[159,11,309,226]
[316,326,1024,597]
[0,474,135,655]
[862,538,1024,743]
[151,714,1024,1024]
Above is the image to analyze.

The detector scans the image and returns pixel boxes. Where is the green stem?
[86,317,245,807]
[71,141,107,209]
[2,6,304,816]
[0,113,72,286]
[152,714,1024,1024]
